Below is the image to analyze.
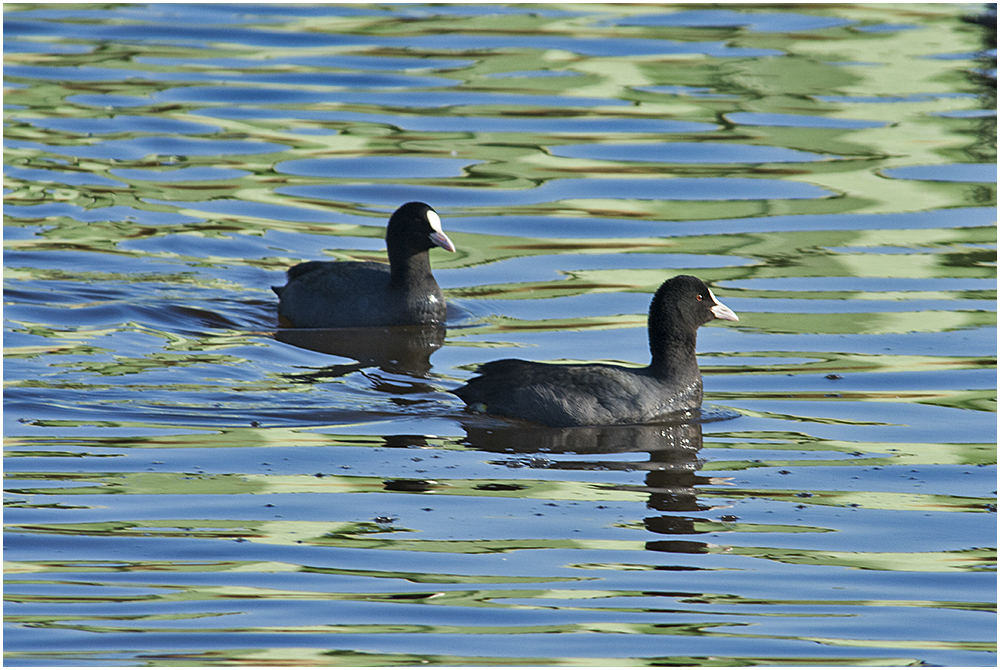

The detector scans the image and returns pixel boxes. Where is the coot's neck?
[646,317,700,380]
[388,245,432,289]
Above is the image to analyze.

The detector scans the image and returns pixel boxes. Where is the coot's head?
[386,202,456,255]
[648,275,738,347]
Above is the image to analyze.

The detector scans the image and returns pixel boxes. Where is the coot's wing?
[275,262,394,328]
[456,360,662,427]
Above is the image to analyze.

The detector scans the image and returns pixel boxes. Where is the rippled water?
[4,3,997,667]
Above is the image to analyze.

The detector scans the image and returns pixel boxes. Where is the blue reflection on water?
[280,177,833,207]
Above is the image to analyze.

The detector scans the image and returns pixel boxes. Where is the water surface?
[4,3,997,667]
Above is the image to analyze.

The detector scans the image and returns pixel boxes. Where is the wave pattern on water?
[3,3,996,667]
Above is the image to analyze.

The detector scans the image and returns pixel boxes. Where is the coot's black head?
[648,275,738,356]
[385,202,456,256]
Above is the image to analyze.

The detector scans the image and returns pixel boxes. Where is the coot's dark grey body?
[453,275,738,427]
[273,202,455,328]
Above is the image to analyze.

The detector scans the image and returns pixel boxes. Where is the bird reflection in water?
[275,323,446,390]
[461,412,735,558]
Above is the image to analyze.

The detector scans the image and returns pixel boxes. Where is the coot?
[453,275,738,427]
[273,202,456,328]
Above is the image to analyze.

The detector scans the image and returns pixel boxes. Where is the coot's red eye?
[696,294,703,301]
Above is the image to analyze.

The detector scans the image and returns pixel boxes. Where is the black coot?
[273,202,456,328]
[453,275,738,427]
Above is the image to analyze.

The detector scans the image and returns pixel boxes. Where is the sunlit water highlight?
[4,3,997,667]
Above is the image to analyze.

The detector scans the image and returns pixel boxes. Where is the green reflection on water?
[5,3,994,227]
[0,648,930,667]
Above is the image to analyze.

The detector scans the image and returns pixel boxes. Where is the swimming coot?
[273,202,455,328]
[453,275,738,427]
